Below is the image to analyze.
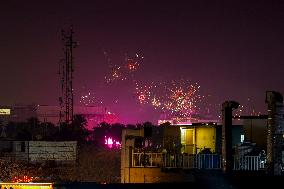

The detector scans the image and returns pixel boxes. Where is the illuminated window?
[180,128,186,144]
[0,109,11,115]
[240,134,244,143]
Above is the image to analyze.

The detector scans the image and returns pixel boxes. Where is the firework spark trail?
[79,91,96,106]
[135,82,153,104]
[104,65,126,83]
[125,53,143,72]
[134,80,203,117]
[104,51,144,83]
[163,81,202,117]
[233,98,262,117]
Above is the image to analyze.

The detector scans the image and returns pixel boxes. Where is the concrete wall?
[28,141,77,162]
[126,168,189,183]
[0,141,28,161]
[0,141,77,163]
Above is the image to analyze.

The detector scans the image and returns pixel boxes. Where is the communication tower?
[59,26,77,126]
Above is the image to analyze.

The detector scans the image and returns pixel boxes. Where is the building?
[0,104,36,124]
[120,123,222,183]
[0,104,118,130]
[120,122,265,183]
[158,116,219,126]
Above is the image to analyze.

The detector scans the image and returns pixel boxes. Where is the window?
[240,134,244,143]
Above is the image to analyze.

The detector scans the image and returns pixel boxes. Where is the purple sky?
[1,1,284,124]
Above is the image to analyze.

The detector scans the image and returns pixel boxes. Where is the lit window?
[0,108,11,115]
[180,128,186,144]
[240,134,244,143]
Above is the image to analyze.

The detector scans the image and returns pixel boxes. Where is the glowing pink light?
[104,136,121,149]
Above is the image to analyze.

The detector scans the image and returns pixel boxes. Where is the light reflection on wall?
[104,136,121,149]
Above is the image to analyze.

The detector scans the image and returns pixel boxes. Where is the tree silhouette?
[56,114,90,143]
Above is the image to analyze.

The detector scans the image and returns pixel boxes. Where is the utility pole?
[222,100,239,173]
[265,91,283,176]
[59,26,77,126]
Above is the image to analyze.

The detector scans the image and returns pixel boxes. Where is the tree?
[39,122,58,141]
[27,117,41,140]
[71,114,90,142]
[55,114,90,143]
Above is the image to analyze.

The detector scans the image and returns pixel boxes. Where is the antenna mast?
[59,26,77,126]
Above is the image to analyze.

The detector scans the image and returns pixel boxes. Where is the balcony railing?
[132,152,221,169]
[163,153,222,169]
[132,152,266,171]
[233,155,265,171]
[132,152,163,167]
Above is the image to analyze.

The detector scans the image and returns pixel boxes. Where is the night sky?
[1,1,284,124]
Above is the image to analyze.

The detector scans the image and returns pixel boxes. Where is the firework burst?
[105,65,126,83]
[104,51,143,83]
[163,83,201,117]
[135,80,203,117]
[135,82,153,104]
[125,53,142,72]
[79,91,96,106]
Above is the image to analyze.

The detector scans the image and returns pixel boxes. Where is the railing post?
[183,154,185,168]
[132,153,134,167]
[256,156,259,170]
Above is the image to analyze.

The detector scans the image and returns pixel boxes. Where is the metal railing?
[132,152,163,167]
[233,155,265,171]
[193,154,222,169]
[132,152,222,169]
[132,152,266,171]
[163,153,222,169]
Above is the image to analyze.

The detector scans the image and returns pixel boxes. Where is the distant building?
[0,104,118,130]
[158,114,219,126]
[0,104,36,124]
